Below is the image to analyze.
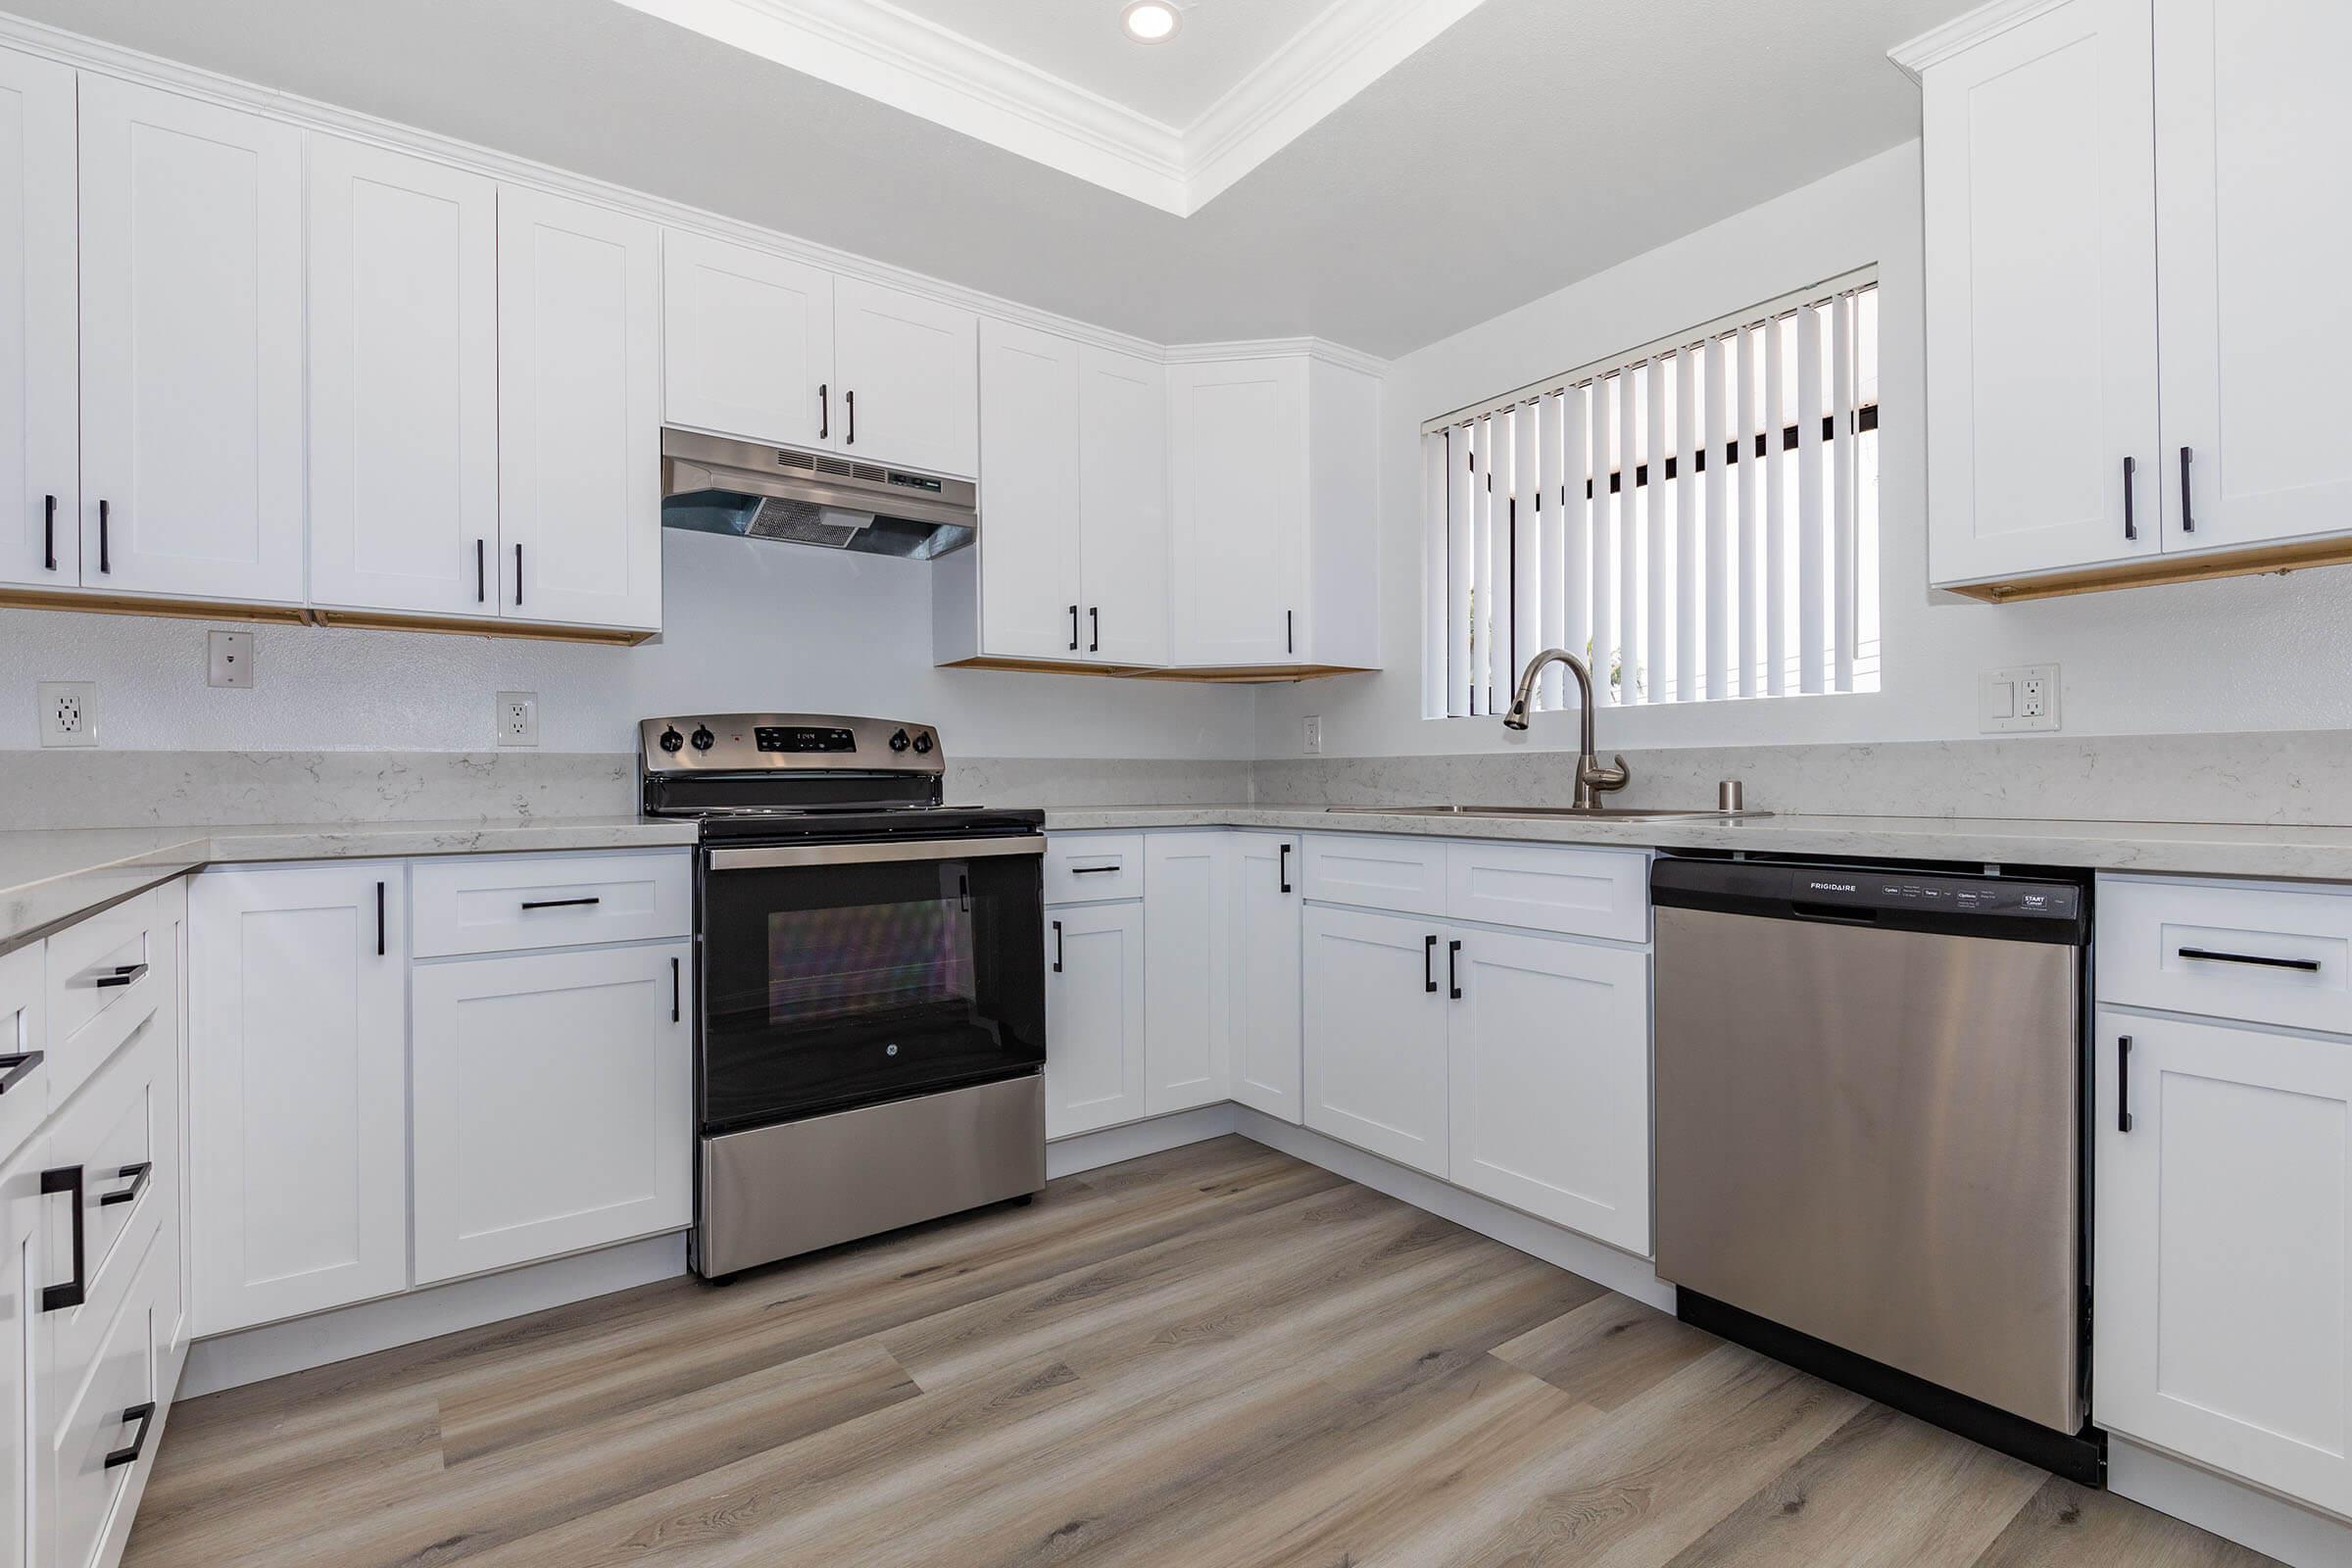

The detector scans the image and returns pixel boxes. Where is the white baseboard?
[1230,1108,1674,1311]
[179,1233,689,1398]
[2110,1438,2352,1568]
[1048,1103,1241,1178]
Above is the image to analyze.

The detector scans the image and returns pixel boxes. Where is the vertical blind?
[1423,270,1880,718]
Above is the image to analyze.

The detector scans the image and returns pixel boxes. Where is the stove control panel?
[638,713,946,777]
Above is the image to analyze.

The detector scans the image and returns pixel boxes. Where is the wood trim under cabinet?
[1943,535,2352,605]
[0,586,654,646]
[939,656,1377,684]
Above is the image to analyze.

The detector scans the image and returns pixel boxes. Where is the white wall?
[1256,142,2352,761]
[0,527,1255,757]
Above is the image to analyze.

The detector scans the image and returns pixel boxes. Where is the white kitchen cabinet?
[1044,902,1146,1139]
[662,230,835,450]
[0,45,75,591]
[411,943,692,1284]
[307,136,500,618]
[1446,929,1649,1251]
[2094,1006,2352,1518]
[497,185,662,631]
[188,864,409,1335]
[1301,905,1447,1176]
[1077,345,1170,667]
[1229,834,1302,1124]
[76,75,306,604]
[974,318,1085,661]
[1143,835,1229,1117]
[2153,0,2352,556]
[0,1134,42,1568]
[0,942,42,1167]
[833,276,978,479]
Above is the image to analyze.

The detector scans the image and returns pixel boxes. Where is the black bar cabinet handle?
[2118,1036,2133,1134]
[1070,865,1120,876]
[519,896,601,911]
[1089,607,1100,654]
[1052,919,1064,974]
[1286,610,1295,656]
[818,383,829,441]
[2122,456,2137,541]
[376,880,386,957]
[43,494,55,571]
[98,498,111,573]
[514,543,523,608]
[671,956,681,1023]
[2180,446,2195,534]
[1279,842,1292,894]
[99,1161,151,1208]
[92,962,147,990]
[2177,945,2322,973]
[1423,934,1437,994]
[40,1164,84,1311]
[845,389,856,445]
[104,1403,157,1470]
[1447,939,1462,1000]
[1068,605,1079,652]
[0,1051,41,1096]
[476,538,486,604]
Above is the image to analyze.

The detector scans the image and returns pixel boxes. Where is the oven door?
[699,835,1046,1132]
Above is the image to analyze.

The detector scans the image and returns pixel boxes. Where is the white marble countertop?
[1041,806,2352,882]
[0,816,697,953]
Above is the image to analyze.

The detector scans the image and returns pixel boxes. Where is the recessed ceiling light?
[1121,1,1182,44]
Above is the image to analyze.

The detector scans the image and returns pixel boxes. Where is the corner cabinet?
[1907,0,2352,600]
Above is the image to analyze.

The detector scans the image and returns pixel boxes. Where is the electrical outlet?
[207,629,255,689]
[496,692,539,748]
[1980,664,2060,734]
[1301,715,1322,756]
[37,681,96,748]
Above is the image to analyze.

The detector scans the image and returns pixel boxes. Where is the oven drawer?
[1044,835,1145,905]
[413,851,691,957]
[2099,875,2352,1035]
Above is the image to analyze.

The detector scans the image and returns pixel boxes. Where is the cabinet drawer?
[1044,835,1145,905]
[413,851,690,956]
[42,1017,166,1392]
[49,1232,158,1568]
[0,941,47,1163]
[45,889,160,1107]
[1301,834,1447,918]
[1445,843,1649,944]
[2100,876,2352,1034]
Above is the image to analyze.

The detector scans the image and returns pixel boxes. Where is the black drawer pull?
[2177,946,2321,973]
[99,1162,151,1208]
[519,897,602,911]
[0,1052,41,1096]
[1069,865,1121,877]
[40,1164,83,1311]
[105,1402,157,1469]
[2118,1036,2133,1134]
[91,962,147,990]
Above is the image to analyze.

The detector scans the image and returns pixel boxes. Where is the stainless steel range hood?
[661,428,977,560]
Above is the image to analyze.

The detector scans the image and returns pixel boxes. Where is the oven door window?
[701,852,1045,1131]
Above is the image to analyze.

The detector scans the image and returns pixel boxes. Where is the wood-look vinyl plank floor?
[122,1136,2282,1568]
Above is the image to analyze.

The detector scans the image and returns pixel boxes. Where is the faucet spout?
[1502,649,1632,809]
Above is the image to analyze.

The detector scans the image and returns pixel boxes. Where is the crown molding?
[1165,337,1390,377]
[1888,0,2079,82]
[613,0,1488,216]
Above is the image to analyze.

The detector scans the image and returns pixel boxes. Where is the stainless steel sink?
[1323,804,1768,822]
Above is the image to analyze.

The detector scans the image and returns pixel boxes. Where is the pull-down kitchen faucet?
[1502,649,1631,809]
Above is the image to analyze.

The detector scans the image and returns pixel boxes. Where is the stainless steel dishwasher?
[1650,856,2100,1483]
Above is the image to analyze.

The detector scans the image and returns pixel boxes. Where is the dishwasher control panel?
[1651,858,2088,942]
[1794,872,2081,920]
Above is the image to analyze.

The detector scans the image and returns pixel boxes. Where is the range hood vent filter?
[661,428,976,561]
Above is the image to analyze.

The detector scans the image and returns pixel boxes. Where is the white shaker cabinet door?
[1044,903,1146,1139]
[497,185,663,631]
[2094,1008,2352,1518]
[1168,357,1306,666]
[1921,0,2160,586]
[833,276,978,479]
[188,864,409,1336]
[0,45,75,591]
[0,1134,40,1568]
[1078,345,1169,667]
[308,136,501,617]
[2154,0,2352,556]
[77,75,306,604]
[1229,835,1302,1124]
[1143,834,1229,1117]
[662,230,835,449]
[1301,905,1446,1176]
[976,317,1084,662]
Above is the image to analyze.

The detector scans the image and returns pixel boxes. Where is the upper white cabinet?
[832,276,979,479]
[662,230,835,452]
[2153,0,2352,556]
[0,46,74,591]
[77,74,305,605]
[1910,0,2352,597]
[1078,345,1171,667]
[1168,353,1378,670]
[307,137,500,618]
[497,186,663,631]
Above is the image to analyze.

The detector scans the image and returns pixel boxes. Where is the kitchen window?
[1422,270,1880,717]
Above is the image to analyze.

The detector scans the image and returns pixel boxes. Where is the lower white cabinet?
[188,863,409,1335]
[1143,836,1229,1117]
[2094,1005,2352,1517]
[1230,835,1302,1122]
[1301,906,1449,1176]
[1043,902,1146,1139]
[0,1136,42,1568]
[411,943,692,1283]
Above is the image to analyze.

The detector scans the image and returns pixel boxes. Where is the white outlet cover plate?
[207,629,255,689]
[1302,715,1323,755]
[496,691,539,747]
[37,680,96,748]
[1981,664,2060,734]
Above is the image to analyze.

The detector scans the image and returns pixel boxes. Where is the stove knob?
[889,728,911,753]
[690,726,716,753]
[911,731,934,756]
[658,727,685,755]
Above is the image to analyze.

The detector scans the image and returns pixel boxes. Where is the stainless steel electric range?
[639,713,1047,1281]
